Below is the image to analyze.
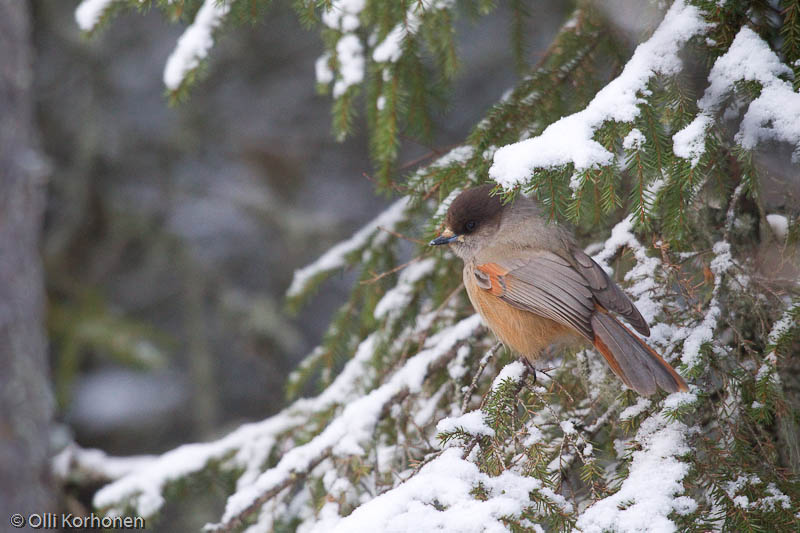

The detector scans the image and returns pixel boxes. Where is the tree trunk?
[0,0,57,521]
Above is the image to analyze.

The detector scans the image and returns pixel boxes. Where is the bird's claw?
[520,358,538,385]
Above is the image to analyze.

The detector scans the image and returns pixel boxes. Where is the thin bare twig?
[461,342,503,414]
[538,368,575,405]
[361,171,409,193]
[432,282,464,318]
[376,225,428,246]
[361,255,424,285]
[410,283,465,354]
[422,179,443,201]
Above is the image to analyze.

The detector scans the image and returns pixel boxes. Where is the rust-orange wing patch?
[476,262,508,296]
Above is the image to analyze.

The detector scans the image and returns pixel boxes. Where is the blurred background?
[31,0,566,475]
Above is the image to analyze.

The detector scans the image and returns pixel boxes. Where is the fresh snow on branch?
[757,301,800,387]
[53,443,155,483]
[576,409,694,532]
[93,411,301,517]
[489,0,709,188]
[679,240,732,370]
[372,17,420,64]
[163,0,231,91]
[371,0,456,64]
[320,0,365,32]
[93,330,381,520]
[310,448,556,533]
[490,360,527,389]
[210,314,483,531]
[436,410,495,438]
[765,213,789,240]
[767,302,798,346]
[374,258,436,320]
[672,115,713,167]
[319,0,367,97]
[723,476,792,512]
[674,26,800,165]
[75,0,118,32]
[333,34,365,97]
[619,397,652,421]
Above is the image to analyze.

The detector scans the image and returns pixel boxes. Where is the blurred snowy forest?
[1,0,799,532]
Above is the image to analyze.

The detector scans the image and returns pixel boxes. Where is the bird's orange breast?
[463,264,575,360]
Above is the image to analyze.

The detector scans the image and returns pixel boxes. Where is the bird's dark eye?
[465,220,477,232]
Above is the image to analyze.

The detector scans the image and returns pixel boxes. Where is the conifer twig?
[361,255,424,285]
[462,365,532,460]
[376,225,428,246]
[461,342,503,414]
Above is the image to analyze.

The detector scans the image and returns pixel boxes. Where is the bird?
[429,184,688,396]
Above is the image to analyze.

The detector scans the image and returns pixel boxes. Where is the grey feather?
[591,312,685,395]
[473,269,492,291]
[494,252,596,339]
[502,285,593,338]
[570,245,650,336]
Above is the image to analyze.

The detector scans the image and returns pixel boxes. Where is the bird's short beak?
[429,228,458,246]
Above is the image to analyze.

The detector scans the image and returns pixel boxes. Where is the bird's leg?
[520,357,538,385]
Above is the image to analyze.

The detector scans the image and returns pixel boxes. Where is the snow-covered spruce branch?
[316,0,463,177]
[75,0,120,33]
[673,26,800,166]
[489,0,710,189]
[753,299,800,408]
[677,239,733,373]
[92,333,390,517]
[576,405,696,532]
[76,0,231,95]
[53,443,156,486]
[92,407,304,517]
[674,178,751,376]
[162,0,231,92]
[90,280,467,521]
[316,0,456,95]
[311,365,573,533]
[207,315,484,531]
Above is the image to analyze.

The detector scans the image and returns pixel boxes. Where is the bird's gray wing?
[567,245,650,336]
[474,251,595,339]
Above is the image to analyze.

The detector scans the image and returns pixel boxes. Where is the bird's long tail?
[591,310,688,396]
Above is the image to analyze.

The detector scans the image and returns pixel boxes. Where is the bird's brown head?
[430,184,505,259]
